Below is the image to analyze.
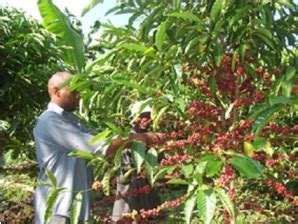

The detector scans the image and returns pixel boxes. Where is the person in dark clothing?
[112,102,161,223]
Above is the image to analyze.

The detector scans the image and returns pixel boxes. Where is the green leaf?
[121,43,147,53]
[213,20,224,33]
[244,141,254,156]
[175,98,186,113]
[228,152,263,179]
[105,122,122,135]
[282,81,292,97]
[155,21,167,51]
[131,141,146,173]
[185,37,200,54]
[102,170,111,196]
[182,164,194,178]
[90,130,111,144]
[184,193,197,224]
[144,47,155,56]
[200,153,219,161]
[38,0,85,72]
[193,161,208,185]
[145,148,158,167]
[112,76,148,94]
[153,166,175,185]
[81,0,103,16]
[45,187,65,222]
[167,178,190,185]
[197,189,217,224]
[144,148,158,185]
[113,144,125,167]
[215,187,235,223]
[195,161,208,174]
[285,66,296,81]
[206,160,223,177]
[210,0,222,20]
[239,43,247,62]
[198,33,209,44]
[199,154,223,177]
[102,167,118,196]
[252,105,283,136]
[253,138,273,156]
[120,168,136,183]
[69,151,95,160]
[229,6,250,27]
[45,169,57,187]
[257,27,273,40]
[152,106,169,129]
[70,192,83,224]
[168,11,200,22]
[214,41,224,66]
[269,96,292,105]
[254,32,274,49]
[209,75,217,96]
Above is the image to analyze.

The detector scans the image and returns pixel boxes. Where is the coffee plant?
[11,0,297,223]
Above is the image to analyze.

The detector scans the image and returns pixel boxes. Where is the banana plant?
[38,0,86,73]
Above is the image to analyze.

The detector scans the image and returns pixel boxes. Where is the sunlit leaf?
[121,43,147,53]
[182,164,194,178]
[167,178,190,185]
[45,187,65,222]
[155,21,167,51]
[244,141,254,156]
[131,141,146,173]
[168,11,200,22]
[197,189,217,224]
[70,192,83,224]
[144,148,158,185]
[215,187,235,223]
[210,0,222,20]
[227,151,263,179]
[185,193,197,224]
[69,151,95,160]
[90,130,111,144]
[38,0,85,72]
[285,67,296,81]
[253,138,273,156]
[252,105,283,136]
[45,169,57,187]
[81,0,103,16]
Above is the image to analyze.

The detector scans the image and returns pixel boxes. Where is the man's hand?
[131,132,163,146]
[106,132,164,156]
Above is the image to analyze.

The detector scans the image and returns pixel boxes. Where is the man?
[33,72,162,224]
[112,101,161,223]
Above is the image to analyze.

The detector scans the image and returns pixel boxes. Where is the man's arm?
[105,132,163,156]
[39,114,101,153]
[41,114,162,156]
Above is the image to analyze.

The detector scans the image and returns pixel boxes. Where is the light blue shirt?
[33,103,107,224]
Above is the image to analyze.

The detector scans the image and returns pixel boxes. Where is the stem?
[232,74,241,123]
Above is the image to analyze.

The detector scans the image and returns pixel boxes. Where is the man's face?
[133,112,152,132]
[58,86,80,111]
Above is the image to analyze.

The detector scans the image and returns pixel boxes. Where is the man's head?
[130,101,152,133]
[48,72,80,111]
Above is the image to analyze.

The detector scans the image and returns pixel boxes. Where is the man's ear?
[52,87,60,97]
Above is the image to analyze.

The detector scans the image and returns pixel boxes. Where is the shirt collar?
[47,102,64,115]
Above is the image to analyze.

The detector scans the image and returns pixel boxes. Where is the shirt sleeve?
[40,113,108,155]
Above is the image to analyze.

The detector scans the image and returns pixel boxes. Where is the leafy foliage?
[76,0,296,222]
[0,7,65,159]
[2,0,297,223]
[38,0,85,72]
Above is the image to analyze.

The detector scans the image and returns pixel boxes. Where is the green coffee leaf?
[197,189,217,224]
